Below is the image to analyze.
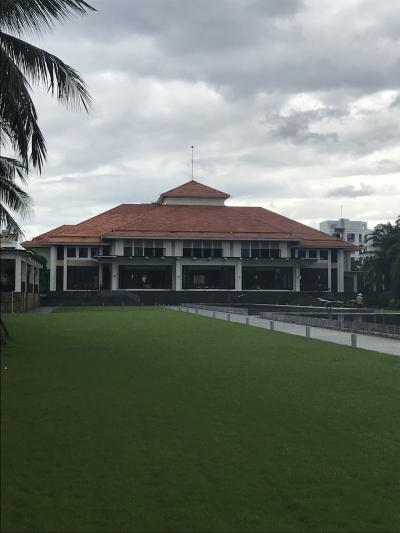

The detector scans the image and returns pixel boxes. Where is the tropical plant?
[0,0,95,236]
[361,216,400,298]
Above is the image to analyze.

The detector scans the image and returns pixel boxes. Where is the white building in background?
[319,219,372,256]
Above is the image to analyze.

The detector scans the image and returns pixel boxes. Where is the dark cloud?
[15,0,400,238]
[327,183,375,198]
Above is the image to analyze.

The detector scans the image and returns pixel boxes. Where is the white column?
[111,262,119,290]
[98,263,103,290]
[353,272,358,293]
[294,264,301,292]
[337,249,345,292]
[49,246,57,291]
[327,249,332,292]
[222,241,230,257]
[280,242,288,258]
[14,256,22,292]
[63,248,68,291]
[235,260,242,290]
[175,259,182,290]
[232,241,241,257]
[175,240,183,257]
[114,239,124,256]
[22,262,27,292]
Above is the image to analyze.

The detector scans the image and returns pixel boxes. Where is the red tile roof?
[157,180,230,202]
[23,203,356,249]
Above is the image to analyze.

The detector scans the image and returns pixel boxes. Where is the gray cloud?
[14,0,400,238]
[327,183,376,198]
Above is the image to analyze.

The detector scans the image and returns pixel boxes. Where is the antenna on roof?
[191,145,194,181]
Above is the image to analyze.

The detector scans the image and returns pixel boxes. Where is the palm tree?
[0,0,95,236]
[362,216,400,298]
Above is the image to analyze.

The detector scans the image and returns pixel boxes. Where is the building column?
[35,266,40,293]
[111,261,119,290]
[98,263,103,290]
[22,262,27,292]
[175,259,182,290]
[327,249,332,292]
[235,260,242,290]
[49,246,57,291]
[353,272,358,293]
[63,248,68,291]
[14,256,22,292]
[293,264,301,292]
[337,249,345,292]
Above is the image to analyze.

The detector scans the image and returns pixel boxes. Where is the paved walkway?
[28,307,57,314]
[172,307,400,357]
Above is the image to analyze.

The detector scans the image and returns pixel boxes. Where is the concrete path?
[28,307,57,314]
[172,307,400,357]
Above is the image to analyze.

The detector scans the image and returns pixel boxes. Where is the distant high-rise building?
[319,219,372,256]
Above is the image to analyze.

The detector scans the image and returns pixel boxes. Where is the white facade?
[319,218,372,256]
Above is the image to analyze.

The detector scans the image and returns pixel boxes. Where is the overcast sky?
[24,0,400,239]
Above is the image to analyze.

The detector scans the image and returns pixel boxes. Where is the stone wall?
[1,292,40,313]
[259,311,400,339]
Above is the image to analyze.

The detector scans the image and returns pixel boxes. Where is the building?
[0,234,43,312]
[319,218,372,256]
[23,180,358,295]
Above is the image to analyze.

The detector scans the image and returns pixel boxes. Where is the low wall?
[259,312,400,339]
[185,304,248,315]
[1,292,40,313]
[41,290,357,307]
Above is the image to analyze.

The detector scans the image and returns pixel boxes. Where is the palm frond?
[0,156,28,183]
[0,0,95,36]
[1,31,91,111]
[0,202,25,237]
[0,47,47,169]
[0,155,32,237]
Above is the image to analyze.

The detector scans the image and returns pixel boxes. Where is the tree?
[361,216,400,298]
[0,0,95,236]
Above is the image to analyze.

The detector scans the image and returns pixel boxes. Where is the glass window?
[291,248,296,259]
[346,233,355,242]
[90,247,99,257]
[57,246,64,260]
[241,241,250,258]
[298,249,306,258]
[102,245,111,256]
[309,249,317,258]
[144,240,154,257]
[67,247,76,258]
[331,249,338,263]
[79,248,88,258]
[270,248,280,258]
[134,240,144,257]
[319,249,328,260]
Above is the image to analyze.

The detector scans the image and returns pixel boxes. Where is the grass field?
[1,308,399,533]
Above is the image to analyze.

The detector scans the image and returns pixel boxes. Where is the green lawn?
[1,308,399,533]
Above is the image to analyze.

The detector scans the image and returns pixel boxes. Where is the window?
[331,249,338,263]
[298,249,306,258]
[134,240,144,257]
[346,233,355,242]
[182,240,223,258]
[90,247,99,257]
[102,245,111,256]
[57,246,64,260]
[124,240,132,257]
[319,249,328,260]
[308,249,317,259]
[67,247,76,258]
[241,240,280,258]
[359,234,362,243]
[79,248,88,258]
[290,248,296,259]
